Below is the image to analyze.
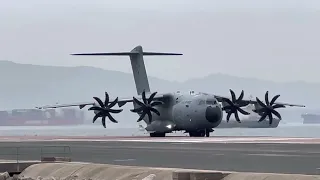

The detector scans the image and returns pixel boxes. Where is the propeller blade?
[131,91,163,123]
[224,98,234,106]
[272,104,285,109]
[150,107,161,116]
[256,91,284,125]
[237,90,244,101]
[102,116,106,128]
[108,97,118,108]
[256,97,267,108]
[271,109,282,120]
[104,92,110,105]
[238,101,250,107]
[108,109,123,113]
[107,113,118,123]
[222,89,252,123]
[147,111,152,123]
[226,113,232,122]
[148,92,157,104]
[237,107,250,115]
[89,92,123,127]
[234,111,241,123]
[93,112,102,123]
[133,97,146,107]
[93,97,104,107]
[88,106,102,111]
[265,91,270,106]
[258,113,268,122]
[137,111,147,122]
[270,95,281,106]
[268,113,273,125]
[142,91,147,104]
[230,89,236,102]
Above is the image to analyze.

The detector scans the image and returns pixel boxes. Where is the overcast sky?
[1,0,320,82]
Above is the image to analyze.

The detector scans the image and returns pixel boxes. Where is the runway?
[0,136,320,175]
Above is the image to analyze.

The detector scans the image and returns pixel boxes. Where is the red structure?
[0,108,85,126]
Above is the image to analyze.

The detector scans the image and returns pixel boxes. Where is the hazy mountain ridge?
[0,60,317,125]
[0,60,318,108]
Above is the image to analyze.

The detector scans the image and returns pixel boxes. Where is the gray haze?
[1,0,320,83]
[1,0,320,127]
[0,61,317,127]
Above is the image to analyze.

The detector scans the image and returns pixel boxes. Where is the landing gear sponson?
[188,129,213,137]
[150,132,166,137]
[149,129,213,137]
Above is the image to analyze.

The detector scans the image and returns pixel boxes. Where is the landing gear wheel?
[205,130,210,137]
[150,132,166,137]
[189,131,205,137]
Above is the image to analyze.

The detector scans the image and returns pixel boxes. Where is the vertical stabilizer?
[70,45,182,96]
[129,46,151,95]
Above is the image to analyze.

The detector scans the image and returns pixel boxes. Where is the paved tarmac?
[0,138,320,175]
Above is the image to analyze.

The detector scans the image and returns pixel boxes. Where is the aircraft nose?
[205,106,222,123]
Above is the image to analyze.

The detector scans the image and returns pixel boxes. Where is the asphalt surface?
[0,141,320,175]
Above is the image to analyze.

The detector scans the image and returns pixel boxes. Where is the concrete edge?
[16,162,320,180]
[69,162,317,176]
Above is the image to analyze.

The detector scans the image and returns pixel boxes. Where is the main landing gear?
[188,129,213,137]
[150,132,166,137]
[149,129,213,137]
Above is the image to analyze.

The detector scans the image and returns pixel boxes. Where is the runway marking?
[113,158,136,162]
[213,153,224,156]
[141,174,156,180]
[1,136,320,144]
[170,143,193,145]
[246,153,302,157]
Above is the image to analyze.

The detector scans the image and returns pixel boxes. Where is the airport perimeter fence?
[0,145,71,163]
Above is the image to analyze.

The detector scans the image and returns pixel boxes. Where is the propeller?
[130,90,164,123]
[222,89,251,123]
[88,92,123,128]
[254,91,286,125]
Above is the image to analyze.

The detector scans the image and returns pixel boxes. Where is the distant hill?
[0,60,317,125]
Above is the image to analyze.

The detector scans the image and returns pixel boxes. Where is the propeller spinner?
[88,92,123,128]
[222,89,251,123]
[254,91,285,125]
[130,91,163,123]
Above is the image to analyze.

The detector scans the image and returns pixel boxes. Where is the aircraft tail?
[71,45,182,95]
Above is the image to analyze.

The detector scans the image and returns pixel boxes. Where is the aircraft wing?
[214,95,306,108]
[35,93,167,109]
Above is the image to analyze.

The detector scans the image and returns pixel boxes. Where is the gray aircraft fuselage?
[135,91,223,133]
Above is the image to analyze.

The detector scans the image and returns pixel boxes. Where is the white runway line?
[1,136,320,144]
[246,153,302,157]
[113,159,136,162]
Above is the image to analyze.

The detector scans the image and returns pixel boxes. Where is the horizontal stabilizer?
[71,52,183,56]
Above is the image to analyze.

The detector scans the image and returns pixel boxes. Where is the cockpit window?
[206,100,217,105]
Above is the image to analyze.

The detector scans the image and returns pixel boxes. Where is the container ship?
[0,108,85,126]
[301,113,320,124]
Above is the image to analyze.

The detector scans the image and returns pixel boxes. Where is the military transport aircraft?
[36,45,305,137]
